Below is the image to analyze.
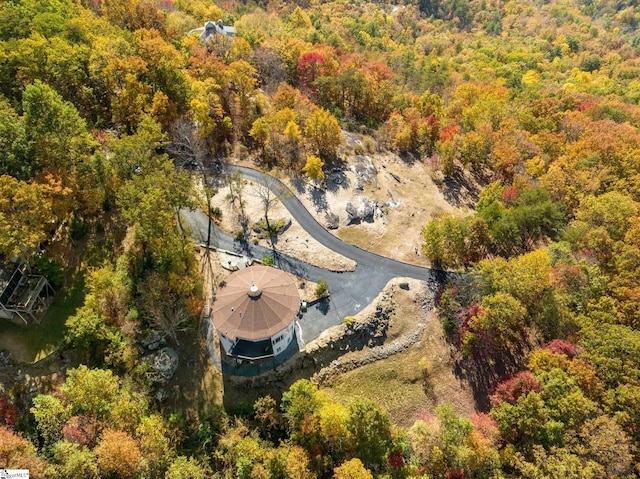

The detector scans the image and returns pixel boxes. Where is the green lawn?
[0,272,85,363]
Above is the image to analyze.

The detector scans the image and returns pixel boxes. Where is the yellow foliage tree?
[0,175,55,259]
[304,108,343,159]
[303,155,325,181]
[333,459,373,479]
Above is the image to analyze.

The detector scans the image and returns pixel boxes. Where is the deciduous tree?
[304,108,343,159]
[95,429,141,479]
[0,175,55,259]
[22,80,95,172]
[333,458,373,479]
[0,426,47,478]
[165,455,210,479]
[346,400,392,472]
[303,155,325,182]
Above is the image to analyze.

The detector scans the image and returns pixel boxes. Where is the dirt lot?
[230,146,475,267]
[204,179,357,272]
[291,153,467,266]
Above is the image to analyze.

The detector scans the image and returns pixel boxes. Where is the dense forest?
[1,0,640,477]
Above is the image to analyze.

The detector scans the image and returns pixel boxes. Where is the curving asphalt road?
[181,165,449,344]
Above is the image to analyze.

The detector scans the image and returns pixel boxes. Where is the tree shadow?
[326,170,350,193]
[271,249,313,279]
[165,329,224,417]
[438,167,482,209]
[290,176,307,195]
[316,296,331,315]
[310,187,329,213]
[232,237,253,257]
[397,151,419,165]
[450,344,533,412]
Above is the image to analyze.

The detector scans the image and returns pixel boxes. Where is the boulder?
[0,350,13,367]
[345,197,380,224]
[345,202,358,225]
[358,198,376,220]
[279,218,292,234]
[145,347,179,383]
[139,331,166,351]
[352,155,378,183]
[325,211,340,229]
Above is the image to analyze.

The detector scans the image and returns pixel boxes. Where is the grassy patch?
[166,330,224,416]
[322,347,428,428]
[336,226,395,259]
[0,272,85,363]
[0,230,122,363]
[322,309,478,427]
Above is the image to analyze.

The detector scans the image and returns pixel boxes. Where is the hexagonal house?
[211,265,299,360]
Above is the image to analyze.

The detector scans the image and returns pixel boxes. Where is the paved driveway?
[181,166,449,343]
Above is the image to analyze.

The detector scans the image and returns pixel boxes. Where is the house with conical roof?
[211,265,299,360]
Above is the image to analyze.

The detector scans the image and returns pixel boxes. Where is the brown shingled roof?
[211,265,299,341]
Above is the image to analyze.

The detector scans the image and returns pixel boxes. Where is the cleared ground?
[292,153,463,266]
[202,178,356,271]
[320,288,476,427]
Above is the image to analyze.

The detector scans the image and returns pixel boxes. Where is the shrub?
[262,255,275,267]
[315,279,328,296]
[211,206,222,221]
[33,256,64,288]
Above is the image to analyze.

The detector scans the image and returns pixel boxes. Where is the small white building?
[211,265,298,360]
[188,20,235,43]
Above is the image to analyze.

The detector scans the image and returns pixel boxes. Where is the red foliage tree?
[386,449,404,468]
[0,397,18,428]
[62,415,99,447]
[545,339,579,358]
[439,124,460,143]
[490,371,541,406]
[576,102,596,111]
[501,185,520,204]
[468,413,501,445]
[446,468,465,479]
[297,52,327,92]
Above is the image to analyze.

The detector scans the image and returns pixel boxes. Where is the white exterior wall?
[218,332,235,355]
[270,320,295,356]
[218,319,295,357]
